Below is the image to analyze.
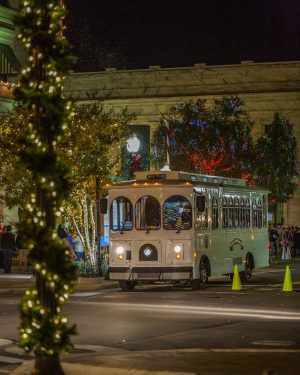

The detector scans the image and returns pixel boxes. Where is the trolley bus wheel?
[200,257,210,286]
[119,280,136,291]
[240,255,254,282]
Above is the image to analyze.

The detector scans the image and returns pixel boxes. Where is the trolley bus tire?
[200,257,210,287]
[119,280,136,291]
[240,257,253,282]
[229,255,254,282]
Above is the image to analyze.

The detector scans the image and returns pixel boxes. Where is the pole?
[96,176,101,276]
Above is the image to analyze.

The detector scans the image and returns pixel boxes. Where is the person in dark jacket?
[293,227,300,256]
[0,225,16,273]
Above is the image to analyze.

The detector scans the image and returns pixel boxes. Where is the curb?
[11,360,186,375]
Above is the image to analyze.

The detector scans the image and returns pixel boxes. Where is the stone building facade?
[0,0,24,225]
[64,61,300,225]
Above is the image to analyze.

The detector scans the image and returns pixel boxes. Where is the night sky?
[65,0,300,72]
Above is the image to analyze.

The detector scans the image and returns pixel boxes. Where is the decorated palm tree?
[14,1,76,374]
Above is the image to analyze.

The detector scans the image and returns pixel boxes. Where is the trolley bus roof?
[104,171,268,192]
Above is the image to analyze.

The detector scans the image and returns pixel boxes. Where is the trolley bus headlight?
[116,246,125,255]
[174,245,183,260]
[116,246,125,260]
[174,245,182,253]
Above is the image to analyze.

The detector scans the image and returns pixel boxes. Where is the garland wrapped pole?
[14,1,76,374]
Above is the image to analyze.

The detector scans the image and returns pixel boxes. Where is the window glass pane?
[234,197,240,228]
[110,197,133,231]
[135,195,160,230]
[252,198,258,228]
[212,197,219,229]
[263,195,267,227]
[195,194,208,230]
[245,198,250,227]
[163,195,192,230]
[222,197,228,228]
[257,198,263,228]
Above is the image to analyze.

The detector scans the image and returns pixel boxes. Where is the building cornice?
[64,61,300,101]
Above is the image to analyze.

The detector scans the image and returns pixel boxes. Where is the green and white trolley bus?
[105,170,269,290]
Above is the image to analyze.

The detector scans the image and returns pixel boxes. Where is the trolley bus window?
[110,196,133,231]
[222,197,228,228]
[245,198,250,228]
[234,197,240,228]
[222,196,234,229]
[228,197,234,228]
[252,198,258,228]
[195,194,208,230]
[212,196,219,229]
[257,198,263,228]
[135,195,161,230]
[240,198,245,228]
[263,194,267,227]
[163,195,192,230]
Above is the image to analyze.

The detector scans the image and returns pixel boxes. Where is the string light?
[15,0,77,359]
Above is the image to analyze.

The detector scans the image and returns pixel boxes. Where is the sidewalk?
[0,273,119,293]
[269,256,300,265]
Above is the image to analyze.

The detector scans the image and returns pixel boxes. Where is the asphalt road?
[0,260,300,374]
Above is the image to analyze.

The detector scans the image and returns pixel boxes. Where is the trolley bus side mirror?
[100,198,108,214]
[196,195,205,212]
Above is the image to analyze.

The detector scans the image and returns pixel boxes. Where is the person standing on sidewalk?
[72,231,85,262]
[287,226,295,257]
[268,224,279,258]
[281,230,292,261]
[0,225,16,273]
[293,227,300,256]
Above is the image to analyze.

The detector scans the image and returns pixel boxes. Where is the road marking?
[158,348,300,353]
[72,292,101,297]
[0,355,23,364]
[251,341,295,347]
[69,300,300,321]
[0,275,33,280]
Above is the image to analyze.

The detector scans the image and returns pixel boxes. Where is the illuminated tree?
[14,1,76,374]
[61,103,133,272]
[152,96,254,178]
[253,113,298,220]
[0,102,133,274]
[0,106,32,210]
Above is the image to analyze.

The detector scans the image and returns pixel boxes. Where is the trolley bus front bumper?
[106,266,193,281]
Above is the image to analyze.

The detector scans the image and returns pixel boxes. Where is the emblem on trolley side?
[230,237,244,251]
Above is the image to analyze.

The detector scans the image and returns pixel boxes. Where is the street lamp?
[126,135,140,153]
[127,134,141,175]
